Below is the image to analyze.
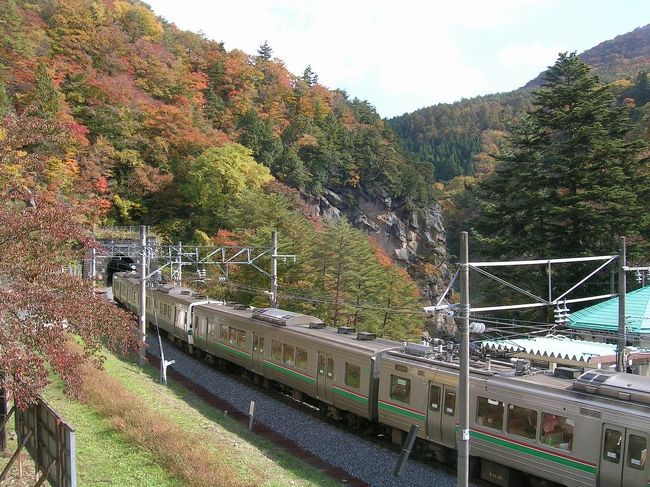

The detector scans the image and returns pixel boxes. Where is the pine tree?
[474,52,649,263]
[0,78,11,117]
[318,220,376,326]
[0,0,34,67]
[302,65,318,87]
[30,63,62,120]
[237,109,283,168]
[257,41,272,61]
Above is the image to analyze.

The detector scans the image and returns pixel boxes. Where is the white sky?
[144,0,650,118]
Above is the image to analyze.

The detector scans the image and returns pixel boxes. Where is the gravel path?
[147,335,476,487]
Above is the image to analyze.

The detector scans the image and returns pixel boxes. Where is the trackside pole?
[248,401,255,431]
[271,231,278,308]
[458,231,470,487]
[617,236,626,372]
[394,424,419,477]
[139,225,147,366]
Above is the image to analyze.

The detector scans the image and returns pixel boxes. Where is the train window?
[429,385,441,412]
[228,327,237,345]
[318,354,326,376]
[295,347,307,370]
[258,336,264,354]
[283,344,295,366]
[390,375,411,403]
[253,335,259,352]
[345,363,360,389]
[476,397,504,431]
[541,413,574,451]
[272,340,282,361]
[444,390,456,416]
[237,330,246,347]
[507,405,537,440]
[627,435,647,470]
[603,429,622,463]
[220,324,228,341]
[327,357,334,379]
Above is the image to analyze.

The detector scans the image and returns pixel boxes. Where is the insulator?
[469,322,486,334]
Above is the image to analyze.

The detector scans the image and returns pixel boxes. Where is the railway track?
[145,333,481,487]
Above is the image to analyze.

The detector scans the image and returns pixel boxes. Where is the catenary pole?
[458,231,470,487]
[271,231,278,308]
[617,236,626,372]
[139,225,147,366]
[90,247,96,287]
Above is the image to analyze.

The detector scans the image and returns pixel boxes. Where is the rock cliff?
[301,186,452,320]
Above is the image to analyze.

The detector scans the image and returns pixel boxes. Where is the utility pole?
[90,247,96,288]
[458,231,470,487]
[139,225,147,366]
[617,236,626,372]
[271,230,278,308]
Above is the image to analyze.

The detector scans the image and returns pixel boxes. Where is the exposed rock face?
[300,186,452,313]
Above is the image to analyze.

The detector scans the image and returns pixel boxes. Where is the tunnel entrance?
[106,256,135,285]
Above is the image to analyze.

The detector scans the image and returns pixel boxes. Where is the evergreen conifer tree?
[318,220,376,326]
[0,78,11,117]
[257,41,272,61]
[474,52,649,262]
[30,63,62,120]
[302,65,318,86]
[0,0,34,68]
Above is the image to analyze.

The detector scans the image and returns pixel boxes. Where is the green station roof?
[568,286,650,334]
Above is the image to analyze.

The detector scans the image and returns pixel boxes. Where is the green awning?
[568,286,650,334]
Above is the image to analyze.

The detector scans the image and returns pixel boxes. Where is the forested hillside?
[390,24,650,183]
[0,0,430,339]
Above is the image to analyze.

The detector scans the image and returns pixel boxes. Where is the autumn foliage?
[0,0,433,408]
[0,92,139,409]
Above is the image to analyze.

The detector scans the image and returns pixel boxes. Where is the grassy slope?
[0,349,337,487]
[101,352,336,487]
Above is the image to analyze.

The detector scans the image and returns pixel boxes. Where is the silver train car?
[113,272,399,421]
[113,272,650,487]
[378,348,650,487]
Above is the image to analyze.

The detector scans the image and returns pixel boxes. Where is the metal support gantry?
[424,233,638,487]
[87,226,295,368]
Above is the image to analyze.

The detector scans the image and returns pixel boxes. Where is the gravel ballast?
[146,335,477,487]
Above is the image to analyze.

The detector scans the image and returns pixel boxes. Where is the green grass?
[0,379,178,487]
[43,382,180,487]
[105,352,338,487]
[1,347,338,486]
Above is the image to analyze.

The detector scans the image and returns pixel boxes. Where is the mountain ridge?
[389,23,650,182]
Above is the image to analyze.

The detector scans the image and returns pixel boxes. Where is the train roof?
[114,273,400,354]
[381,345,650,412]
[197,301,400,354]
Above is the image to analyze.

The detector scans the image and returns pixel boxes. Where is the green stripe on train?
[470,429,596,474]
[333,387,368,405]
[263,361,316,385]
[214,342,251,360]
[378,401,425,421]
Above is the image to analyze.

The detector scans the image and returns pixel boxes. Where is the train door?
[175,306,186,337]
[317,352,333,403]
[425,382,442,443]
[252,333,265,374]
[598,424,648,486]
[440,386,457,447]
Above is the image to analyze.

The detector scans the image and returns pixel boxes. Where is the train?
[112,272,650,487]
